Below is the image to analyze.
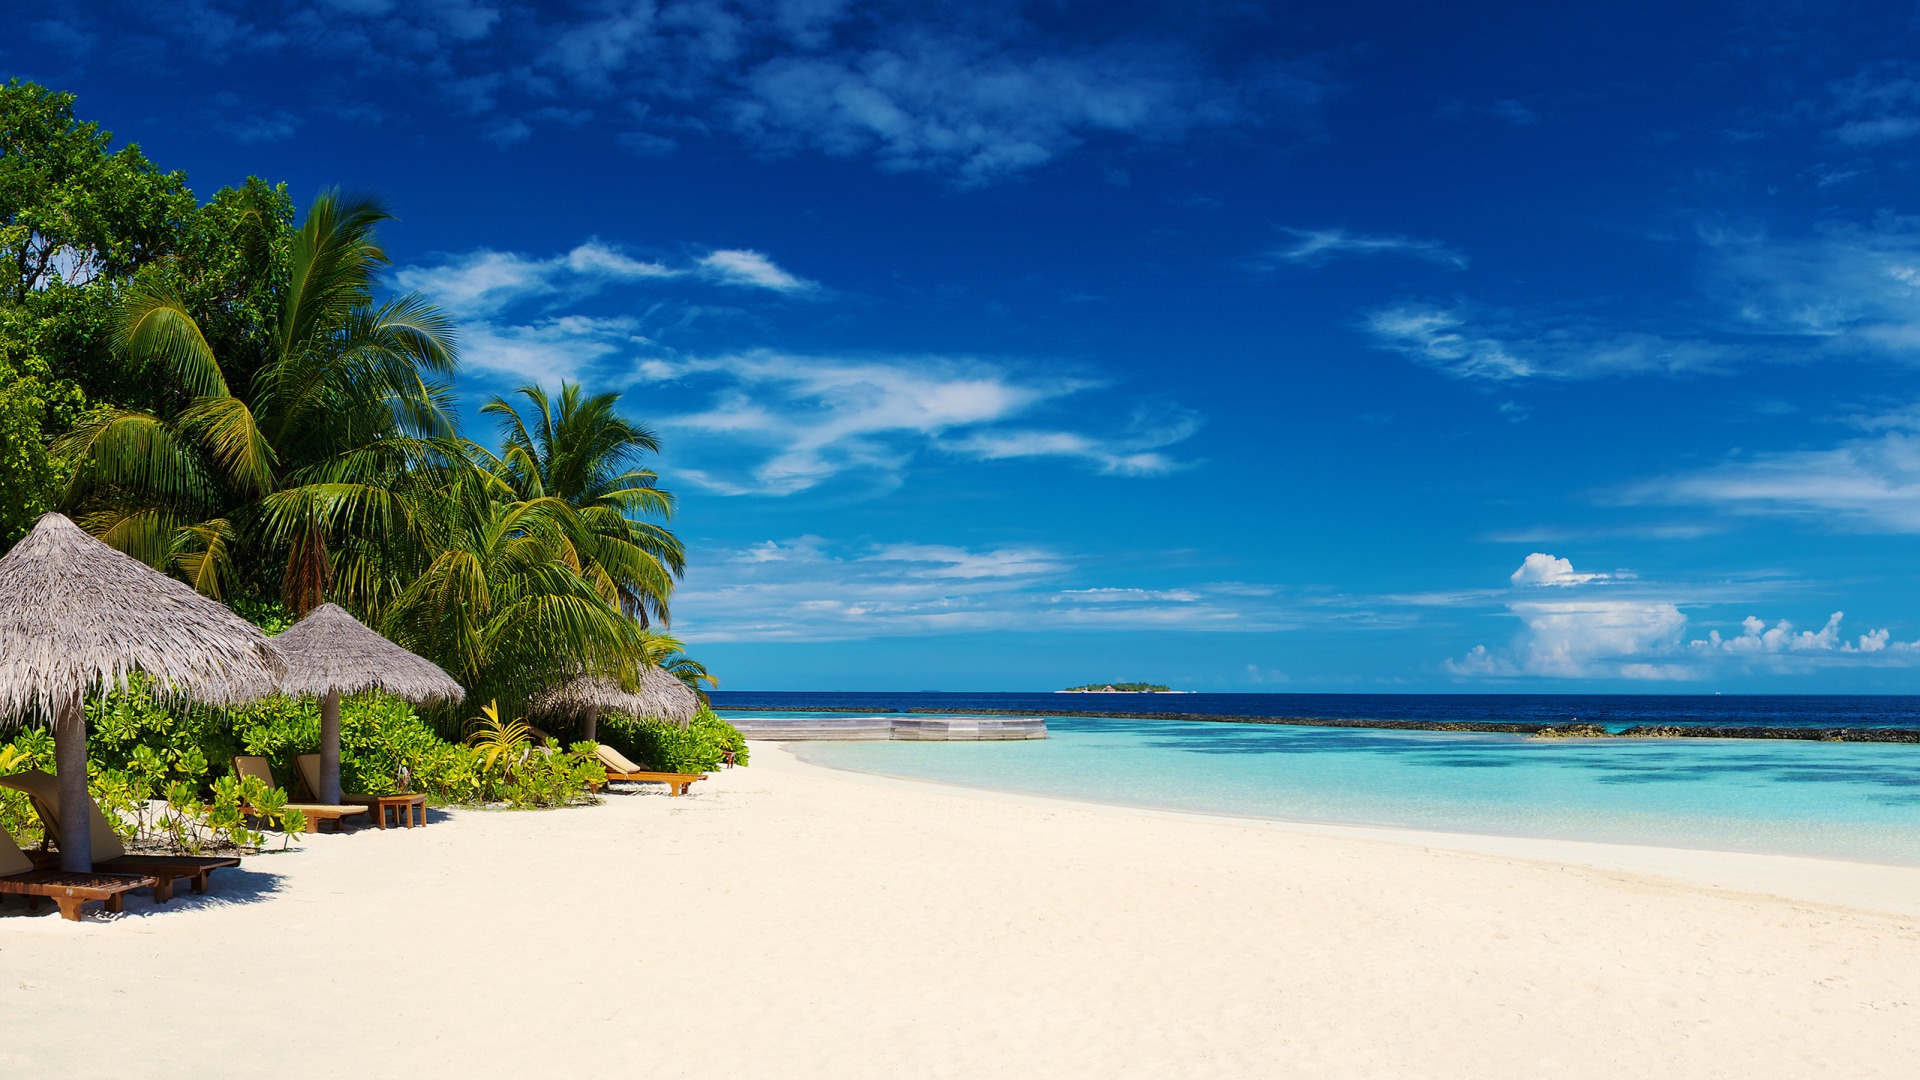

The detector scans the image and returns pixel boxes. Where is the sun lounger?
[293,755,427,830]
[0,771,240,903]
[594,744,706,796]
[232,757,368,832]
[0,826,155,921]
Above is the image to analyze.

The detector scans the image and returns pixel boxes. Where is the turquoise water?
[782,715,1920,865]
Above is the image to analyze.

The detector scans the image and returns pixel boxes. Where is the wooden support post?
[52,686,91,874]
[320,689,343,806]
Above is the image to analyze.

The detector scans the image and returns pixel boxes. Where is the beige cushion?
[233,756,276,787]
[0,827,34,878]
[0,769,125,861]
[596,744,645,774]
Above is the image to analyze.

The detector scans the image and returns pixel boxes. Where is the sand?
[3,741,1917,1078]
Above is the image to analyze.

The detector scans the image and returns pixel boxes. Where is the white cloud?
[1689,612,1911,656]
[674,536,1294,642]
[1363,303,1729,382]
[72,2,1316,185]
[1510,552,1609,587]
[725,39,1306,184]
[1267,228,1467,269]
[1626,429,1920,532]
[695,249,813,291]
[393,242,758,319]
[1827,64,1920,146]
[1703,220,1920,355]
[645,351,1198,494]
[1449,555,1920,680]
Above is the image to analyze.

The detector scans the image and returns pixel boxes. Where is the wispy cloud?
[1266,228,1467,269]
[643,351,1200,494]
[1826,63,1920,146]
[1625,428,1920,532]
[397,243,1203,494]
[48,2,1321,184]
[1363,303,1731,382]
[695,249,814,291]
[393,242,789,318]
[675,536,1294,642]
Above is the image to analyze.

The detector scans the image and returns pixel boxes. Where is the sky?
[15,1,1920,692]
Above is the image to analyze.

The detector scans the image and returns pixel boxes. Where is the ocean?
[711,693,1920,863]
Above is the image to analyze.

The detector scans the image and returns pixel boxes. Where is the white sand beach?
[4,742,1917,1079]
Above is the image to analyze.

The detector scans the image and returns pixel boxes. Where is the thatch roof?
[273,603,463,704]
[0,512,285,720]
[532,664,699,725]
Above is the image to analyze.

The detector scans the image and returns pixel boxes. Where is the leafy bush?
[0,684,603,853]
[599,706,747,773]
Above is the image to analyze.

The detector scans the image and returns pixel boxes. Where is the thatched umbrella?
[532,664,699,740]
[272,603,463,804]
[0,513,284,872]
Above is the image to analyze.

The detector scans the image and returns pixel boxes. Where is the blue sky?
[17,1,1920,691]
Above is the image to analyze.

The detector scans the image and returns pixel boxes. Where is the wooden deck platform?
[728,715,1048,741]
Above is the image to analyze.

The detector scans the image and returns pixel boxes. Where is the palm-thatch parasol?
[0,512,284,871]
[531,664,699,739]
[272,603,463,804]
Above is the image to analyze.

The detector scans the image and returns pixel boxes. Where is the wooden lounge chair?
[293,755,428,831]
[232,757,368,832]
[594,744,706,796]
[0,771,240,903]
[0,826,155,921]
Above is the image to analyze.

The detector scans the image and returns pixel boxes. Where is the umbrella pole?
[320,689,343,805]
[582,705,599,743]
[52,686,93,873]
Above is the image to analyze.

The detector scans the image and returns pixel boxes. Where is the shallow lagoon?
[777,714,1920,865]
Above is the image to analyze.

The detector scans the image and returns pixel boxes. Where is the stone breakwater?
[717,706,1920,743]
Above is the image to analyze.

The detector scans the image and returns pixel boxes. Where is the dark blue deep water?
[709,691,1920,731]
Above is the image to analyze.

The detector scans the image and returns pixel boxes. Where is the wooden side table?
[345,793,429,829]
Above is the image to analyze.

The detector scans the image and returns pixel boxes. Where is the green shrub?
[0,684,603,850]
[599,707,747,772]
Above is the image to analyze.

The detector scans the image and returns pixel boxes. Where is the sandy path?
[2,742,1916,1079]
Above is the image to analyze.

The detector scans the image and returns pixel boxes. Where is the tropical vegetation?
[0,79,731,834]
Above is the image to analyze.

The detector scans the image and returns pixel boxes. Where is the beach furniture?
[0,770,240,902]
[0,825,155,921]
[294,754,427,830]
[594,744,706,796]
[232,756,368,832]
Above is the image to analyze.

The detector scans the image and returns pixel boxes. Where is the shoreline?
[718,705,1920,742]
[771,742,1920,919]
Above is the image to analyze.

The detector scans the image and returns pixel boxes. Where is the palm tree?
[59,189,459,616]
[479,382,683,625]
[636,628,718,704]
[380,473,648,716]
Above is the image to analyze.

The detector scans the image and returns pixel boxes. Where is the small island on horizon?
[1058,682,1183,693]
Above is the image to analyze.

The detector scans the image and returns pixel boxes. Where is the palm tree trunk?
[582,705,599,743]
[320,689,343,804]
[53,686,92,873]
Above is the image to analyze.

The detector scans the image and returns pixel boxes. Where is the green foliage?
[599,707,747,773]
[0,693,304,855]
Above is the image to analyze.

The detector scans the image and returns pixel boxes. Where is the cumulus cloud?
[1447,554,1918,680]
[1509,552,1610,587]
[1266,228,1467,269]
